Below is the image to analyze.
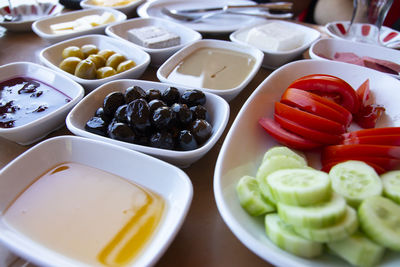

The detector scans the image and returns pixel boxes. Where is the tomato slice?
[321,160,386,174]
[275,102,346,134]
[322,156,400,170]
[288,74,359,114]
[342,135,400,146]
[258,117,322,150]
[343,127,400,139]
[356,79,370,106]
[281,88,351,126]
[274,114,342,145]
[322,144,400,160]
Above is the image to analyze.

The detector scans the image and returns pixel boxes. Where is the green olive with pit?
[81,44,99,58]
[117,60,136,73]
[96,66,117,79]
[106,53,126,70]
[74,59,97,79]
[62,46,84,59]
[59,57,82,74]
[87,54,106,69]
[97,49,116,60]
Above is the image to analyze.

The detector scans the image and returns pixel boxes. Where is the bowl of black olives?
[66,79,229,167]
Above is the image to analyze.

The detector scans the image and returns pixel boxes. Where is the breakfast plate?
[136,0,266,34]
[214,59,400,267]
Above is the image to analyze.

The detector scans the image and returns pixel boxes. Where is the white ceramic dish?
[157,39,263,102]
[32,8,127,43]
[214,59,400,267]
[105,17,202,67]
[230,20,321,69]
[81,0,145,16]
[0,135,193,267]
[0,62,84,145]
[66,79,229,167]
[309,38,400,79]
[0,1,63,32]
[136,0,265,34]
[39,34,150,92]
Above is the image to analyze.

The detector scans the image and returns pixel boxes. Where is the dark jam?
[0,77,71,128]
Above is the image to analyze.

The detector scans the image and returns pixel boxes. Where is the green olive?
[87,54,106,69]
[97,49,116,60]
[81,44,99,58]
[62,46,84,59]
[117,60,136,73]
[96,66,117,79]
[59,57,82,74]
[106,53,126,70]
[74,59,97,79]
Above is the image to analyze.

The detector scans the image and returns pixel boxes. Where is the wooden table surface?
[0,14,325,267]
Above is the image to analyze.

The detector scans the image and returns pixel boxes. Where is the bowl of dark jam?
[0,62,84,145]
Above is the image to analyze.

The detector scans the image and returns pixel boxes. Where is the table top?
[0,14,325,267]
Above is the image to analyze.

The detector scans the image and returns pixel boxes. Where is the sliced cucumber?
[359,195,400,251]
[267,168,331,206]
[236,176,276,216]
[278,193,347,229]
[264,213,323,258]
[294,206,358,243]
[381,170,400,204]
[329,160,382,207]
[327,231,385,267]
[262,146,307,166]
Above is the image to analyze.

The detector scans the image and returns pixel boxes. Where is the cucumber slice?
[236,176,275,216]
[278,193,347,229]
[294,206,358,243]
[359,195,400,251]
[329,160,382,207]
[327,231,385,267]
[381,170,400,204]
[262,146,307,166]
[264,213,323,258]
[267,168,331,206]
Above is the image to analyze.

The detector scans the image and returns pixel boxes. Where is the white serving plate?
[0,62,84,145]
[39,34,150,92]
[309,38,400,79]
[66,79,230,168]
[0,135,193,267]
[157,39,264,102]
[230,20,321,69]
[214,59,400,267]
[32,8,127,43]
[81,0,145,16]
[105,17,202,67]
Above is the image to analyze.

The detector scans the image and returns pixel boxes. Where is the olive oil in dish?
[2,162,165,266]
[167,47,256,90]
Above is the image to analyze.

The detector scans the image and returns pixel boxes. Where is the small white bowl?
[0,62,84,145]
[39,34,150,91]
[230,20,321,69]
[309,38,400,79]
[105,17,202,67]
[81,0,145,16]
[0,135,193,267]
[32,8,127,43]
[156,39,263,102]
[214,59,400,267]
[66,79,230,168]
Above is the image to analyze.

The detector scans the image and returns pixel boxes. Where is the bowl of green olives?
[39,34,150,91]
[66,79,230,167]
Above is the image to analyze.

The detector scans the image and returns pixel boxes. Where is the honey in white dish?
[3,162,165,266]
[166,47,256,90]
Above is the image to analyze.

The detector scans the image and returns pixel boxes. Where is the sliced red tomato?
[342,135,400,146]
[288,74,359,114]
[275,102,346,134]
[342,127,400,139]
[321,160,386,174]
[322,156,400,170]
[322,144,400,160]
[356,79,370,105]
[274,114,342,145]
[258,117,322,150]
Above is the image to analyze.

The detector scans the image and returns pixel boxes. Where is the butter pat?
[127,26,180,49]
[246,22,304,51]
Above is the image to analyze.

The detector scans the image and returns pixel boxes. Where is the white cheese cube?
[127,26,180,49]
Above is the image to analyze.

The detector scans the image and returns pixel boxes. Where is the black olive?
[171,103,192,126]
[103,92,125,116]
[135,134,150,146]
[125,85,146,103]
[162,87,180,105]
[149,131,175,150]
[152,106,173,130]
[148,99,167,115]
[114,104,128,123]
[126,98,151,133]
[107,122,136,143]
[85,116,108,136]
[146,88,162,102]
[181,89,206,107]
[178,130,198,151]
[190,105,209,122]
[94,107,112,122]
[191,119,212,144]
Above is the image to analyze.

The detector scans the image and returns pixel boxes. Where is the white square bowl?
[66,79,230,168]
[81,0,145,16]
[0,62,84,145]
[230,20,321,69]
[31,8,127,43]
[0,135,193,267]
[39,34,150,92]
[105,17,202,67]
[156,39,264,102]
[214,59,400,267]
